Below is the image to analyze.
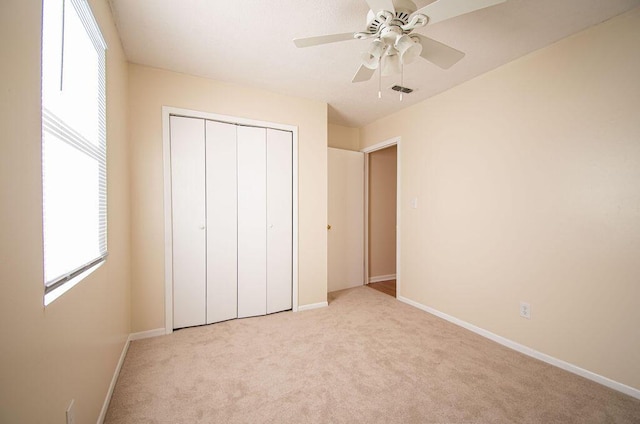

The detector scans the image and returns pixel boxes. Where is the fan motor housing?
[366,0,417,34]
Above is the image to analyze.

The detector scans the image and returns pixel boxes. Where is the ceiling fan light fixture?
[361,39,386,69]
[380,25,402,45]
[396,34,422,65]
[381,53,401,77]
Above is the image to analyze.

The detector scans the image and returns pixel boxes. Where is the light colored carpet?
[105,287,640,423]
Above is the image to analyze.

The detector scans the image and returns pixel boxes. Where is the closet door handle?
[199,225,205,230]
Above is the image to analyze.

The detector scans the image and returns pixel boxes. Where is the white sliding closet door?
[170,116,206,329]
[266,129,293,314]
[206,121,238,324]
[237,126,267,318]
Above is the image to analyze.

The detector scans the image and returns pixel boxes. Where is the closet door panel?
[266,129,293,314]
[170,116,206,329]
[237,126,267,318]
[206,121,238,324]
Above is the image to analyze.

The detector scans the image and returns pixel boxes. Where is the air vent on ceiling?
[391,85,413,94]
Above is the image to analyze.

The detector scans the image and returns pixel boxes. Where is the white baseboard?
[96,336,130,424]
[397,296,640,400]
[97,328,165,423]
[369,274,396,283]
[129,327,166,341]
[297,301,328,312]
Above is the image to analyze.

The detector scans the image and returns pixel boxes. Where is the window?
[42,0,107,305]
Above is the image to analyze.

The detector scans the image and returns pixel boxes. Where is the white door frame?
[360,136,401,297]
[162,106,299,334]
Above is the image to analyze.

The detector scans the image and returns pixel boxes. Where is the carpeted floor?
[105,286,640,423]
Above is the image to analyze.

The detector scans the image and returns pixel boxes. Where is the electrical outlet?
[66,399,76,424]
[520,301,531,319]
[410,197,418,209]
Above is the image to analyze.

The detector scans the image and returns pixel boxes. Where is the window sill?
[44,260,104,306]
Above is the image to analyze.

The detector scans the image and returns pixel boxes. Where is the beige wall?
[0,0,131,422]
[129,65,328,331]
[368,146,397,279]
[361,8,640,390]
[328,123,360,151]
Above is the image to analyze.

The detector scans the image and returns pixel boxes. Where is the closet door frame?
[162,106,299,335]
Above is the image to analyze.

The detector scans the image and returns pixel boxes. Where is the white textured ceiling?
[108,0,640,127]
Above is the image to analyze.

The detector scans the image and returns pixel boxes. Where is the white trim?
[292,126,299,313]
[96,336,130,424]
[397,296,640,400]
[97,327,166,423]
[369,274,396,283]
[360,137,401,298]
[297,301,328,312]
[162,110,173,334]
[361,137,399,154]
[395,140,401,299]
[162,106,299,333]
[129,328,166,341]
[163,106,298,133]
[363,151,369,287]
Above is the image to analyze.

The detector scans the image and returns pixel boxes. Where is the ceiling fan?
[294,0,507,84]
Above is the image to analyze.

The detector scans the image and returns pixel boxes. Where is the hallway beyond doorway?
[367,280,396,298]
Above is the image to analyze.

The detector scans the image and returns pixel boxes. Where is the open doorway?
[326,138,400,299]
[363,141,398,298]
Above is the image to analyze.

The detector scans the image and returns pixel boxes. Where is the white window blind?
[42,0,107,296]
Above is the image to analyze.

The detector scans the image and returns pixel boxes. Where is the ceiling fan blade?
[364,0,395,13]
[352,65,376,83]
[414,34,465,69]
[413,0,506,26]
[294,32,356,48]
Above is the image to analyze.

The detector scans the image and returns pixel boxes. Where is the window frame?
[41,0,108,305]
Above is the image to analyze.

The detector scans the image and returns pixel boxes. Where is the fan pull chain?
[378,57,382,99]
[400,63,404,102]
